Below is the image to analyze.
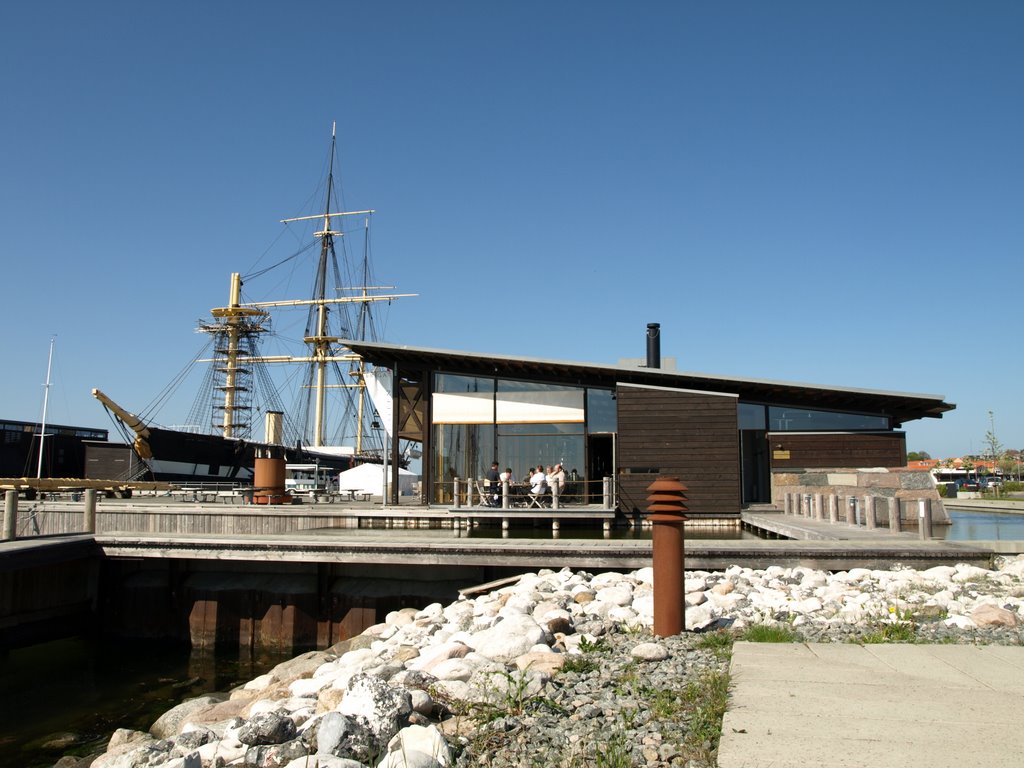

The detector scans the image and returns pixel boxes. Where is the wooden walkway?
[1,499,1000,571]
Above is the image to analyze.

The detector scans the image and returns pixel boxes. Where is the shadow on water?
[0,636,294,768]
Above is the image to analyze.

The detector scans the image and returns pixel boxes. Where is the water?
[0,637,293,768]
[944,510,1024,541]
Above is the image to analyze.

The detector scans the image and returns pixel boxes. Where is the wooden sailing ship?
[94,126,414,483]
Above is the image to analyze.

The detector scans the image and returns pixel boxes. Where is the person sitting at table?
[548,463,566,498]
[530,464,548,505]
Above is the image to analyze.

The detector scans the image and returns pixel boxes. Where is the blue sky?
[1,1,1021,459]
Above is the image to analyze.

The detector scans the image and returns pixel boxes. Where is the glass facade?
[431,373,613,503]
[738,403,890,432]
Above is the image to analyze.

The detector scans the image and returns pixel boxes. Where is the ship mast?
[202,124,415,453]
[201,274,270,439]
[278,123,376,448]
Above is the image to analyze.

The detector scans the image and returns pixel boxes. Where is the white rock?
[285,756,365,768]
[243,673,275,691]
[633,567,654,584]
[591,571,626,587]
[466,614,546,663]
[630,642,669,661]
[685,602,716,630]
[379,724,451,768]
[426,658,477,683]
[684,576,707,593]
[406,642,470,672]
[409,689,434,715]
[953,565,993,583]
[289,676,331,697]
[920,565,956,582]
[338,675,412,744]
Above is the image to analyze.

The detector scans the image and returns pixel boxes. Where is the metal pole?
[36,335,56,479]
[646,477,688,637]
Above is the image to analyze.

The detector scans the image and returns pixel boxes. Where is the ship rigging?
[94,126,415,482]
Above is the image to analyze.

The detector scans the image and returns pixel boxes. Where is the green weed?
[741,623,798,643]
[859,621,917,644]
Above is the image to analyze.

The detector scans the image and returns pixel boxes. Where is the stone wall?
[771,467,949,525]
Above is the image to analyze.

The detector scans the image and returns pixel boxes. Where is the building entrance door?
[587,434,614,504]
[740,430,770,504]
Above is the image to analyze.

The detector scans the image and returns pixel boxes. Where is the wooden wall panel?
[616,385,740,515]
[768,432,906,469]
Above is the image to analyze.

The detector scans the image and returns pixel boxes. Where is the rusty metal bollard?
[645,476,689,636]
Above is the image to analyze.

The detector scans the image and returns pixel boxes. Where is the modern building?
[344,336,954,514]
[0,419,108,479]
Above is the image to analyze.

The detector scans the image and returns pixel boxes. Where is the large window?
[431,374,613,503]
[766,406,889,431]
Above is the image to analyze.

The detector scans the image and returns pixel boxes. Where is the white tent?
[336,462,419,496]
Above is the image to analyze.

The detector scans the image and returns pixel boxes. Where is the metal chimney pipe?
[265,411,284,445]
[646,323,661,369]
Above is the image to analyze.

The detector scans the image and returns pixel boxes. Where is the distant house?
[342,339,954,514]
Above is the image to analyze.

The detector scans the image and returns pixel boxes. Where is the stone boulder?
[466,614,546,663]
[377,724,451,768]
[338,674,413,746]
[308,710,382,764]
[150,695,227,739]
[237,711,297,746]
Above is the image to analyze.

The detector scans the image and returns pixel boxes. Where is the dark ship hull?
[140,426,359,484]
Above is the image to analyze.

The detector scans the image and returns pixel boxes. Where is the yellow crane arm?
[91,388,154,460]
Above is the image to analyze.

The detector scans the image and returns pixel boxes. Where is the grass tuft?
[741,623,798,643]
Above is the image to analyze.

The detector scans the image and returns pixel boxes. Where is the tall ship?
[94,127,413,484]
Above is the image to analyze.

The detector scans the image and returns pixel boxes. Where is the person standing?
[486,461,501,506]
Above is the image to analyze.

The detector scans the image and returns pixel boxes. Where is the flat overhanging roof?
[341,340,955,425]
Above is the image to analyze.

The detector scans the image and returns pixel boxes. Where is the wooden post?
[784,492,792,515]
[919,499,933,540]
[603,477,612,509]
[552,481,560,510]
[814,493,823,521]
[889,497,902,533]
[864,495,876,530]
[829,494,839,524]
[452,478,461,508]
[84,489,97,533]
[3,490,16,541]
[502,480,510,509]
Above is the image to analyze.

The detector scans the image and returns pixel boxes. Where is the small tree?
[983,430,1003,464]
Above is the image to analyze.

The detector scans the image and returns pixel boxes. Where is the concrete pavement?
[717,642,1024,767]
